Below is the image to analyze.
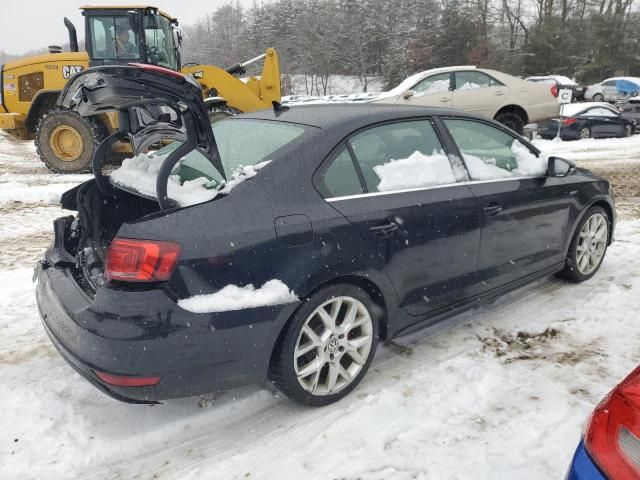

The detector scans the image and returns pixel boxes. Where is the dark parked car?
[539,102,636,140]
[621,98,640,126]
[36,65,616,406]
[567,365,640,479]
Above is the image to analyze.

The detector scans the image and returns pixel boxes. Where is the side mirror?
[172,24,183,47]
[547,156,575,177]
[402,89,415,99]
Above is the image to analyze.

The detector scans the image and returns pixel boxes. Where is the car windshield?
[109,118,308,206]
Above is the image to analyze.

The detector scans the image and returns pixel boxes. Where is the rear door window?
[454,71,504,90]
[443,119,547,180]
[348,120,463,192]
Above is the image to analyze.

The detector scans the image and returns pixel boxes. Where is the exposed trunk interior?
[57,179,161,293]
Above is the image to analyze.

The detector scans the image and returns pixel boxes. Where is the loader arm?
[181,48,281,113]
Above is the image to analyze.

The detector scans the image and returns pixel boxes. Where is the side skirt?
[392,262,565,339]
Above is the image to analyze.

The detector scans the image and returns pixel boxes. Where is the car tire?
[592,93,604,102]
[35,108,107,173]
[494,111,525,135]
[269,284,380,406]
[558,206,610,283]
[624,125,632,137]
[578,127,591,139]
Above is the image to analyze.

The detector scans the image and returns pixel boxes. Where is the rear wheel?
[592,93,604,102]
[269,284,379,406]
[35,108,107,173]
[558,206,609,283]
[494,111,525,135]
[579,127,591,139]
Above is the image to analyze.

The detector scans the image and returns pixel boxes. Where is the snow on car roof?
[526,75,577,85]
[559,102,617,117]
[601,77,640,84]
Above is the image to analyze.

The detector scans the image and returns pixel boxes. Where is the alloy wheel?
[294,296,373,396]
[579,127,591,139]
[576,213,608,275]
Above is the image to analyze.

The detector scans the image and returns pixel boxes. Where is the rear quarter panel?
[487,70,559,121]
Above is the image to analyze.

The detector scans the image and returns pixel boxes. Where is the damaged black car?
[36,64,615,406]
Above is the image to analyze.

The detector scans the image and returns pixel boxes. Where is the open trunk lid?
[59,64,225,202]
[48,64,222,290]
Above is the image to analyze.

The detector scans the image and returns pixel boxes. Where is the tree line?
[180,0,640,94]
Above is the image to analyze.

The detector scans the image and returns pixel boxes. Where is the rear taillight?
[106,238,182,282]
[562,117,577,126]
[551,83,559,97]
[585,366,640,479]
[95,370,161,387]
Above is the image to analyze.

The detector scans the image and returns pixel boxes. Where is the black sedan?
[36,65,616,406]
[538,102,636,140]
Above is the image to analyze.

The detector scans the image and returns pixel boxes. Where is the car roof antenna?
[272,100,289,116]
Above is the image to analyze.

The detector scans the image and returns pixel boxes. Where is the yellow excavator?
[0,5,281,173]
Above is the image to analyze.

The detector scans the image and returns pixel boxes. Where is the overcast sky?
[0,0,250,55]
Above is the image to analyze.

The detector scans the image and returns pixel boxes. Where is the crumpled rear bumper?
[35,250,299,403]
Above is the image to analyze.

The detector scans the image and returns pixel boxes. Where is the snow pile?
[462,153,513,180]
[109,152,270,207]
[458,81,482,90]
[0,181,80,205]
[373,150,456,191]
[178,279,298,313]
[462,141,547,180]
[414,79,450,97]
[109,151,218,207]
[511,140,548,176]
[218,160,271,195]
[533,134,640,162]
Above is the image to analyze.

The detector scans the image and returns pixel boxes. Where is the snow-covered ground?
[0,130,639,479]
[286,74,385,96]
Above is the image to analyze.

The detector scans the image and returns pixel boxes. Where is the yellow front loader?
[0,5,281,173]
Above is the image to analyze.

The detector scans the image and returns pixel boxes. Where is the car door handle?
[483,203,503,216]
[439,97,451,102]
[494,90,505,96]
[369,222,399,238]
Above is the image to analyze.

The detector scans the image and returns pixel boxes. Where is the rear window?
[109,118,308,206]
[156,118,306,186]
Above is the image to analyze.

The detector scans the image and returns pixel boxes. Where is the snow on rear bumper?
[34,256,299,402]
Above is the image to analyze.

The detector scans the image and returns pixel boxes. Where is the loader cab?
[83,6,181,71]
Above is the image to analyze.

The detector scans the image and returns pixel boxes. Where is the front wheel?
[624,125,632,137]
[592,93,605,102]
[269,284,379,406]
[558,207,610,283]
